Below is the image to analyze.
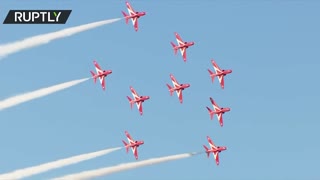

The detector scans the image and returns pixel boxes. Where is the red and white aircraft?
[127,86,150,115]
[121,1,146,31]
[206,97,230,127]
[122,131,144,160]
[90,60,112,91]
[170,32,194,62]
[208,59,232,89]
[203,136,227,165]
[166,74,190,103]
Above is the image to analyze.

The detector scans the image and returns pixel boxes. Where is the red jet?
[203,136,227,165]
[127,86,150,115]
[122,131,144,160]
[170,32,194,62]
[166,74,190,103]
[206,97,230,127]
[208,59,232,89]
[90,60,112,91]
[122,1,146,31]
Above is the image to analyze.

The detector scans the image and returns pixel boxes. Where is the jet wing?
[136,101,143,115]
[216,113,224,127]
[125,131,135,144]
[126,1,136,16]
[131,146,139,160]
[100,76,106,90]
[211,60,223,74]
[217,75,225,89]
[179,47,187,61]
[175,89,183,104]
[130,86,140,100]
[170,74,180,88]
[132,17,139,31]
[174,32,184,46]
[210,98,221,111]
[207,136,217,149]
[93,61,103,74]
[213,151,220,165]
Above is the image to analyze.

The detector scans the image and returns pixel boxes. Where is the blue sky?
[0,0,320,179]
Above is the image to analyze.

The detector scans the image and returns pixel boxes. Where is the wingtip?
[220,121,224,127]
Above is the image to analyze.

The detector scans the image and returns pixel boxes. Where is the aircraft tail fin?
[170,42,178,55]
[203,145,210,158]
[90,71,97,83]
[127,96,133,109]
[122,140,129,153]
[122,11,129,24]
[166,84,174,96]
[206,106,214,120]
[208,69,216,83]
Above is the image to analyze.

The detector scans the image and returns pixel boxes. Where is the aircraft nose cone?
[230,70,232,73]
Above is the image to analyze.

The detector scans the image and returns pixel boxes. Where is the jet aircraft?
[166,74,190,103]
[170,32,194,62]
[203,136,227,165]
[90,60,112,90]
[206,97,230,127]
[127,86,150,115]
[208,59,232,89]
[122,1,146,31]
[122,131,144,160]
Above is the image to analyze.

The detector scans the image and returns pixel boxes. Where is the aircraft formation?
[89,1,233,165]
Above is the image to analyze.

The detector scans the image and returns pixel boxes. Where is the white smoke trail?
[0,18,121,58]
[0,78,89,111]
[52,152,201,180]
[0,147,122,180]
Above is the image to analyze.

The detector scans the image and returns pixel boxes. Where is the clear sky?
[0,0,320,179]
